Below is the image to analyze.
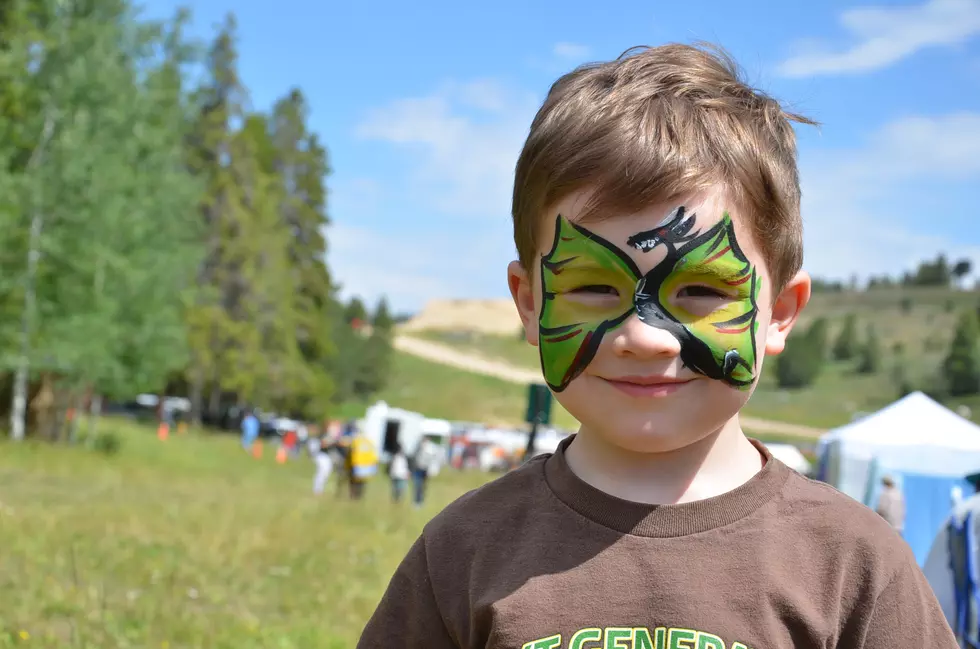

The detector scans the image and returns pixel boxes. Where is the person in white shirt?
[411,437,442,508]
[312,435,334,496]
[388,445,411,503]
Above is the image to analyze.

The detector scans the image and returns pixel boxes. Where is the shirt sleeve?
[356,535,460,649]
[851,558,958,648]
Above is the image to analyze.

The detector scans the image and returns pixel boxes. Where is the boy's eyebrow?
[680,262,753,283]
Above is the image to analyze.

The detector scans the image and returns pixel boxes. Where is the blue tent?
[817,392,980,565]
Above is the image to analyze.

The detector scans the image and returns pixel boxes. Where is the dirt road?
[394,336,542,384]
[395,335,826,440]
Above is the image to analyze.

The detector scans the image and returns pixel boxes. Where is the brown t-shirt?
[357,436,955,648]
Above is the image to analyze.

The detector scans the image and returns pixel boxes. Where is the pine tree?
[183,15,248,424]
[775,319,826,389]
[833,314,859,361]
[345,298,368,327]
[856,325,882,375]
[943,311,980,397]
[805,317,829,361]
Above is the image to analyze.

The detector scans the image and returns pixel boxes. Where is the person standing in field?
[348,429,378,500]
[876,475,906,533]
[240,409,259,452]
[388,444,411,503]
[411,437,442,508]
[312,434,334,496]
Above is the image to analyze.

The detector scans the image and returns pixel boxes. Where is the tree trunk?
[10,114,55,441]
[87,392,102,443]
[65,389,81,444]
[10,208,43,442]
[50,382,70,442]
[207,381,222,424]
[29,373,55,442]
[189,366,204,426]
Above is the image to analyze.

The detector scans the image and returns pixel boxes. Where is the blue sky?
[142,0,980,313]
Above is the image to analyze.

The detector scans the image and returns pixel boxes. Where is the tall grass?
[0,419,492,648]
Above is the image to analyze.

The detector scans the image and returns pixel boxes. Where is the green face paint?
[538,207,761,392]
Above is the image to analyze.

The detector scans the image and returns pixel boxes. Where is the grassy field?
[414,288,980,428]
[0,419,494,648]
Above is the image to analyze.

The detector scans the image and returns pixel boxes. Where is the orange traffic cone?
[275,446,288,464]
[252,440,263,459]
[157,422,169,441]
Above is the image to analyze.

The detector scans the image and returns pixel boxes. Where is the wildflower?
[18,630,29,641]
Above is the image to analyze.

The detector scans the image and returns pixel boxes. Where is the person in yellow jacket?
[346,429,378,500]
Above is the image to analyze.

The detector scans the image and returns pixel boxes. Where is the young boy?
[357,42,955,648]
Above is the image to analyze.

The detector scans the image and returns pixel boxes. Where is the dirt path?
[394,336,542,384]
[395,335,826,440]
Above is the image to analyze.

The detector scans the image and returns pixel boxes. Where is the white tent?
[818,391,980,496]
[816,391,980,565]
[764,443,812,475]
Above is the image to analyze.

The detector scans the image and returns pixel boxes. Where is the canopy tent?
[764,443,812,475]
[817,391,980,565]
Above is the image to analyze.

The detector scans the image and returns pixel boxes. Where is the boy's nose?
[608,312,682,360]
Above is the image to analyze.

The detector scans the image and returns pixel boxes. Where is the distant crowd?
[238,411,443,507]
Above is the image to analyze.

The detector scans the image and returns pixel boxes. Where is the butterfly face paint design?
[538,206,762,392]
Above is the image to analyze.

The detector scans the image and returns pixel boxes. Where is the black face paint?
[632,208,760,388]
[537,206,761,392]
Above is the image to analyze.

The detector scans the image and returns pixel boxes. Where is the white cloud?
[801,112,980,281]
[552,42,591,60]
[329,82,540,312]
[356,79,538,220]
[327,223,459,313]
[778,0,980,77]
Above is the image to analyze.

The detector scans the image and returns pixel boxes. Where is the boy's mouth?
[600,375,693,398]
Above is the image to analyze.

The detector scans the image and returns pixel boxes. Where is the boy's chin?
[585,418,729,455]
[558,378,747,454]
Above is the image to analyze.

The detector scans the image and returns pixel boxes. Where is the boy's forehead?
[538,187,762,269]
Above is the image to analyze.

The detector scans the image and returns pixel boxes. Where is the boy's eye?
[677,285,729,299]
[570,285,620,296]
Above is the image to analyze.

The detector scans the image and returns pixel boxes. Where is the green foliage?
[805,316,829,360]
[345,297,368,325]
[953,259,972,280]
[832,313,859,361]
[774,319,827,389]
[904,254,952,287]
[91,429,122,455]
[0,0,203,406]
[0,2,362,436]
[857,325,882,375]
[943,310,980,397]
[329,297,395,405]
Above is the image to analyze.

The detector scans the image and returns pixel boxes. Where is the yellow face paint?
[538,207,761,392]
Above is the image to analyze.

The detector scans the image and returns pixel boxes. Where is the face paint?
[538,207,761,392]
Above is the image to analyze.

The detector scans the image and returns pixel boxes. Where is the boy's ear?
[764,270,811,356]
[507,260,539,346]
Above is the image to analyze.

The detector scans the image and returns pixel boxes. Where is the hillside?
[398,298,519,336]
[396,287,980,429]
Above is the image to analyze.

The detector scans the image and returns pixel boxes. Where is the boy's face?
[508,186,810,454]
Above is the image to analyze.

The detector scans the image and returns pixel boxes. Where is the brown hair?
[512,42,817,292]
